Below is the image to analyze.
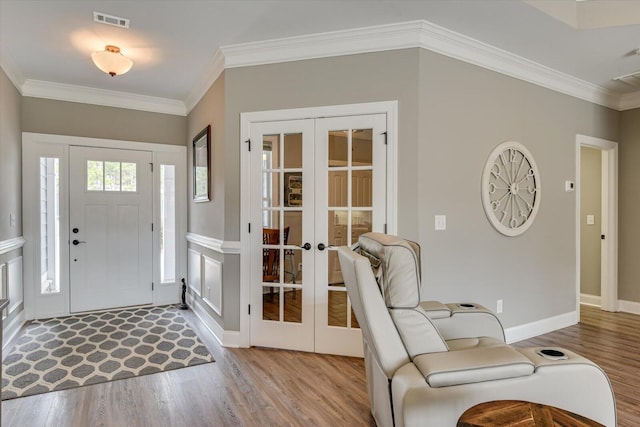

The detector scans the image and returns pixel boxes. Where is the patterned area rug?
[1,306,214,400]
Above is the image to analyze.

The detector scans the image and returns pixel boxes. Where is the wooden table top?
[458,400,603,427]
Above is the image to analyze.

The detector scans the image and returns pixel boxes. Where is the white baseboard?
[189,294,242,348]
[3,309,26,352]
[505,310,578,344]
[580,293,602,307]
[618,300,640,315]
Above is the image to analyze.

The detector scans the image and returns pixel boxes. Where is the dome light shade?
[91,45,133,76]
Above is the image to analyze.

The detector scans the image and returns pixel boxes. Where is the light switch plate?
[587,214,595,225]
[435,215,446,231]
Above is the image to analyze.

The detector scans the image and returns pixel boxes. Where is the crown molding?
[21,79,187,116]
[218,19,623,111]
[618,90,640,111]
[0,56,26,94]
[5,20,636,115]
[220,20,422,69]
[185,49,225,114]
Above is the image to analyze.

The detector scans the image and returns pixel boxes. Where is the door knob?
[298,243,312,250]
[317,243,334,251]
[72,240,86,245]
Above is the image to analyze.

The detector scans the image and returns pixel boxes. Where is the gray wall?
[187,72,226,238]
[192,47,623,331]
[0,68,22,241]
[186,72,229,327]
[0,67,24,326]
[416,49,619,328]
[221,49,420,330]
[619,108,640,302]
[22,97,186,146]
[580,147,601,297]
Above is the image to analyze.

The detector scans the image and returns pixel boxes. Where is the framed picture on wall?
[193,125,211,202]
[284,172,302,207]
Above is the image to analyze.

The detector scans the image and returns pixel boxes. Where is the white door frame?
[239,101,398,347]
[22,132,187,320]
[575,134,618,314]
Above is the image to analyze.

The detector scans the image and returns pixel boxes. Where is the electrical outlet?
[497,299,503,314]
[9,213,15,228]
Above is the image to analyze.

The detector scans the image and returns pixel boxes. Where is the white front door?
[69,146,153,313]
[249,114,387,355]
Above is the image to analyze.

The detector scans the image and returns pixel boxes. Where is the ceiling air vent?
[93,11,130,29]
[613,71,640,88]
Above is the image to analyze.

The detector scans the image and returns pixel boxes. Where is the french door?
[249,114,387,356]
[69,146,153,312]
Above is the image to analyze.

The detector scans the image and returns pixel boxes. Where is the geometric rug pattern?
[1,305,214,400]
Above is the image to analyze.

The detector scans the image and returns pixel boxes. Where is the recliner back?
[357,233,448,358]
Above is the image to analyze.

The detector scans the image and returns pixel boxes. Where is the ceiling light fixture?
[91,45,133,77]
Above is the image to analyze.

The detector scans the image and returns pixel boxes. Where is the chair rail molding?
[0,237,25,255]
[186,232,241,255]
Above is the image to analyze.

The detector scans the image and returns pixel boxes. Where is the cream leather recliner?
[337,232,616,427]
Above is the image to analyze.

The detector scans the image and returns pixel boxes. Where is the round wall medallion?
[481,141,541,236]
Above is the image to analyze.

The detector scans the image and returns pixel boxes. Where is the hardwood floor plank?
[2,305,639,426]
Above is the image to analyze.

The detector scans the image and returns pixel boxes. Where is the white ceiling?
[1,0,639,112]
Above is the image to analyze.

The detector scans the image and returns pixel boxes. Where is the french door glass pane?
[328,130,348,167]
[262,132,304,323]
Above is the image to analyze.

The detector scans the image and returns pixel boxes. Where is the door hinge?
[248,304,251,315]
[150,162,154,172]
[601,234,606,240]
[151,223,154,232]
[248,223,251,233]
[384,223,387,234]
[382,131,388,145]
[152,282,154,291]
[245,139,251,151]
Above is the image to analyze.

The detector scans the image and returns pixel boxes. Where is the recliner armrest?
[413,344,534,388]
[419,301,451,319]
[430,302,505,342]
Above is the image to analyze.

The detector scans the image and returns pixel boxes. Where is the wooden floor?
[2,305,639,426]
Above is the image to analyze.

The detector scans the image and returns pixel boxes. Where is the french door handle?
[72,240,86,245]
[298,243,312,250]
[317,243,334,251]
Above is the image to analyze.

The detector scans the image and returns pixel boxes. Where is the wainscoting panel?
[203,255,222,316]
[7,256,23,315]
[188,248,202,296]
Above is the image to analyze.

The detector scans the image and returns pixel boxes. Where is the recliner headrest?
[358,233,421,309]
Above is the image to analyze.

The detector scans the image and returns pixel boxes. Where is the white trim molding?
[0,237,25,255]
[189,293,241,348]
[7,20,640,115]
[619,91,640,111]
[21,80,187,116]
[575,135,619,314]
[2,309,26,352]
[505,311,578,344]
[619,300,640,316]
[186,232,241,254]
[220,20,627,111]
[580,294,602,307]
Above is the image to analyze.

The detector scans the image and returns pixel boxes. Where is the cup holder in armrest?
[457,303,476,309]
[536,349,568,360]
